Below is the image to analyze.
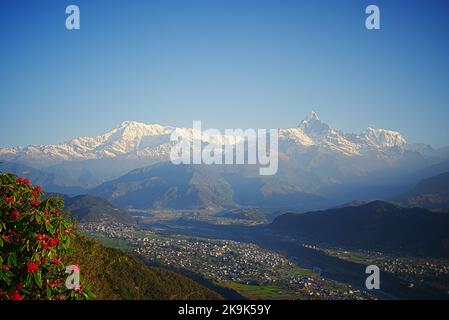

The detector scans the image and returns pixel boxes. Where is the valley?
[76,202,449,300]
[78,221,375,300]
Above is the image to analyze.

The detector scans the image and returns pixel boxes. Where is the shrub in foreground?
[0,173,92,300]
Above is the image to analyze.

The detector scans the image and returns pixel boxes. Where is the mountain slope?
[269,201,449,257]
[92,161,328,210]
[0,160,84,194]
[65,194,136,225]
[396,172,449,209]
[66,235,222,300]
[93,162,236,210]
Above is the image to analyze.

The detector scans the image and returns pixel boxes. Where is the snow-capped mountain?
[0,120,246,166]
[278,111,406,156]
[0,111,410,165]
[0,121,174,165]
[1,112,446,199]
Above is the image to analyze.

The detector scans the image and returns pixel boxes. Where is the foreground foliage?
[0,173,92,300]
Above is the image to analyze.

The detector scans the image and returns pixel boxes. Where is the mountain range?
[3,112,438,166]
[2,112,449,209]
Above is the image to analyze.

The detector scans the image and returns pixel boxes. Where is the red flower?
[48,238,60,247]
[35,234,48,241]
[16,283,24,291]
[16,177,30,185]
[51,258,59,266]
[1,265,10,271]
[11,210,20,220]
[10,291,22,301]
[27,262,38,273]
[30,199,41,207]
[4,197,14,203]
[55,209,61,217]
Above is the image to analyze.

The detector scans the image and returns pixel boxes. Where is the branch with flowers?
[0,173,93,300]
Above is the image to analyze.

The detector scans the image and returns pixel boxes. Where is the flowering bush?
[0,173,92,300]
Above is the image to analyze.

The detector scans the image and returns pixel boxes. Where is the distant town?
[79,221,376,300]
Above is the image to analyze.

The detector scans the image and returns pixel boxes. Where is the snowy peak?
[298,111,331,137]
[361,127,406,149]
[298,111,320,127]
[66,121,174,158]
[303,111,320,122]
[116,121,172,137]
[282,112,407,155]
[120,120,143,127]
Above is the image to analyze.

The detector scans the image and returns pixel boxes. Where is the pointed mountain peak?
[306,111,320,121]
[298,111,330,136]
[298,111,321,127]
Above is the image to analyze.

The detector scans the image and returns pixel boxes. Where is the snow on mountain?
[0,112,410,166]
[278,128,314,146]
[279,111,403,156]
[360,127,406,149]
[297,111,331,136]
[0,121,175,164]
[68,121,173,156]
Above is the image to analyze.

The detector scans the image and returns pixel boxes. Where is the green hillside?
[66,235,223,300]
[65,194,136,225]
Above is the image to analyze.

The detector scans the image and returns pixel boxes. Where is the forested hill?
[66,235,223,300]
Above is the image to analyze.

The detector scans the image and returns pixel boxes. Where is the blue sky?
[1,0,449,147]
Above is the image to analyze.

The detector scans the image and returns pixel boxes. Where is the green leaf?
[34,272,43,288]
[0,270,12,286]
[25,274,32,287]
[7,253,17,267]
[45,221,55,234]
